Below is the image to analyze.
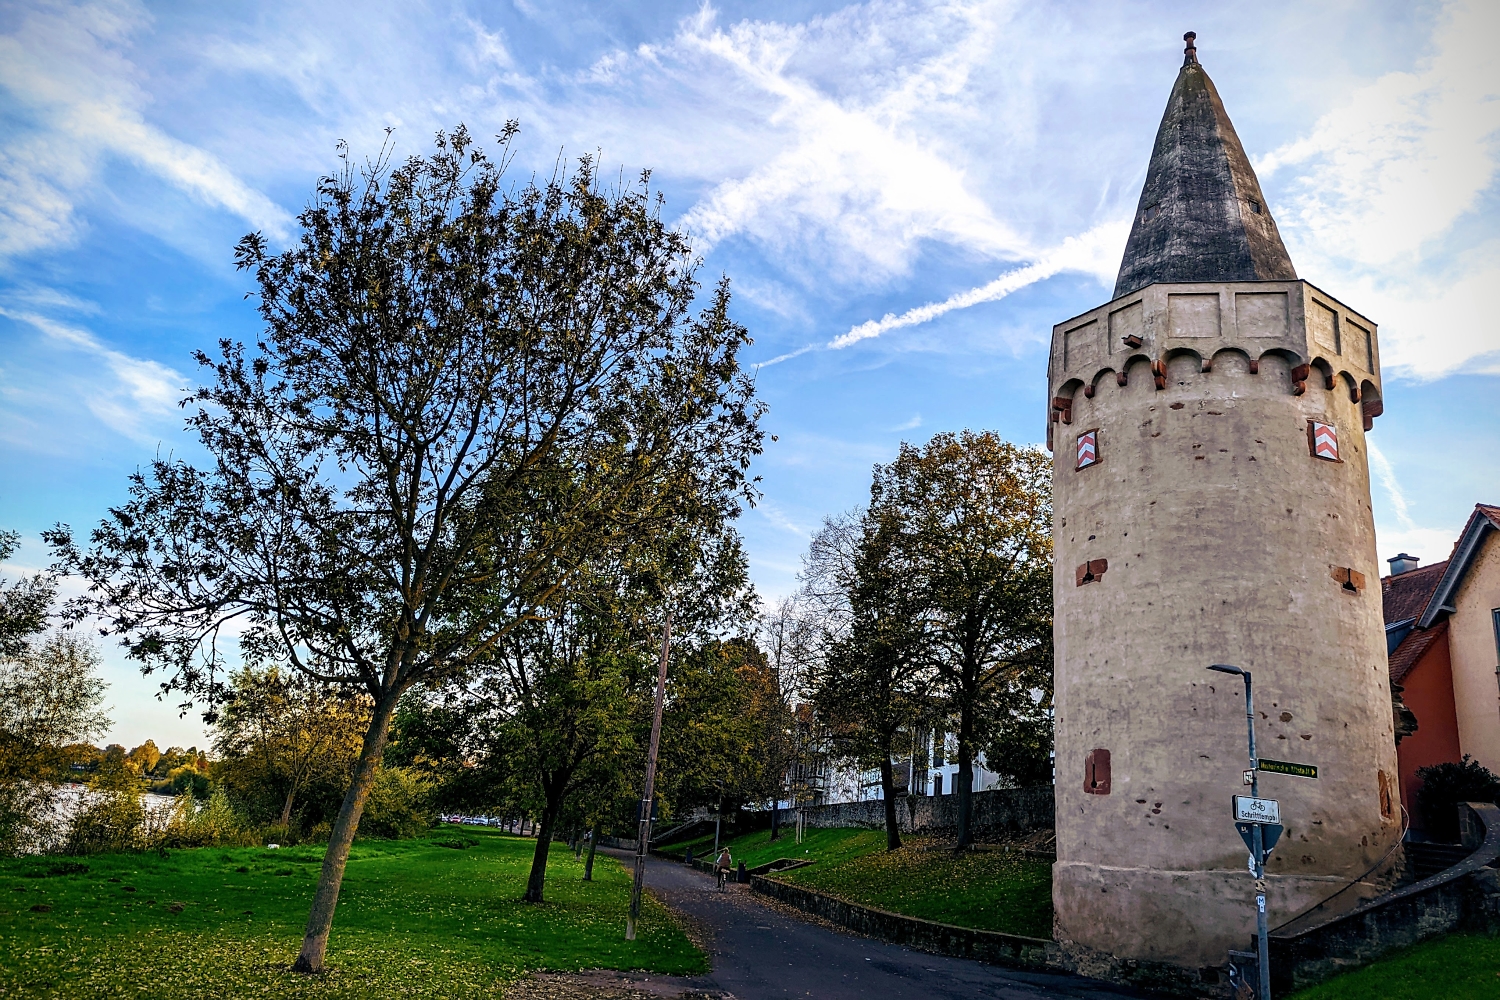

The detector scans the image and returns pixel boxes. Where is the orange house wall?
[1396,629,1462,832]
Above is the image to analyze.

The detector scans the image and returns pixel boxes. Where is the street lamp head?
[1207,664,1243,676]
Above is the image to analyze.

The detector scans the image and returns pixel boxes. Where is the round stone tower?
[1048,34,1400,976]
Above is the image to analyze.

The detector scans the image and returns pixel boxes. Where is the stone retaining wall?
[748,874,1053,970]
[1268,802,1500,995]
[745,784,1054,840]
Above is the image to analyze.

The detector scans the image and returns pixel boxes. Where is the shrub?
[68,787,255,854]
[1415,755,1500,842]
[150,789,252,849]
[64,786,144,854]
[358,767,433,840]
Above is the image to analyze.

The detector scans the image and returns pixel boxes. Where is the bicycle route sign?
[1232,795,1281,825]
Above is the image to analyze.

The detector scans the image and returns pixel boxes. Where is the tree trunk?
[292,693,398,974]
[583,826,597,881]
[279,786,297,828]
[524,799,561,903]
[955,700,975,849]
[879,751,902,851]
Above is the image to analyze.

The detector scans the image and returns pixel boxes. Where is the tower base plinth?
[1053,860,1398,970]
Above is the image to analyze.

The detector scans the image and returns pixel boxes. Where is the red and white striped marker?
[1311,421,1338,461]
[1076,430,1098,469]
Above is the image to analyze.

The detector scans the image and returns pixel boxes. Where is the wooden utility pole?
[627,611,673,941]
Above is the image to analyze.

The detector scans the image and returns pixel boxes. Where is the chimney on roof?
[1388,553,1420,576]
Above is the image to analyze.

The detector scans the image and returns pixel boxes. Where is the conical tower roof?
[1113,33,1296,299]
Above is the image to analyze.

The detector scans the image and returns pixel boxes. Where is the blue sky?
[2,0,1497,747]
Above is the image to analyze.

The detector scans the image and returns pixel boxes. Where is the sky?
[1,0,1497,748]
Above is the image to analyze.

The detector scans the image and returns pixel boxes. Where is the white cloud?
[1376,524,1461,570]
[830,219,1128,348]
[1367,440,1460,568]
[674,1,1032,282]
[0,135,91,257]
[758,502,811,539]
[0,0,292,258]
[755,343,817,369]
[0,308,186,442]
[1259,0,1500,378]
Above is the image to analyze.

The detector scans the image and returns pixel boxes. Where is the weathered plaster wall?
[1449,534,1500,772]
[1047,279,1400,969]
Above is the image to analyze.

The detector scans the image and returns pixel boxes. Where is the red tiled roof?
[1381,559,1449,625]
[1389,619,1448,685]
[1416,503,1500,628]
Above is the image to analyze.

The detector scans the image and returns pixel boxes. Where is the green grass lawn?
[683,826,889,871]
[1287,932,1500,1000]
[677,825,1052,939]
[0,827,704,999]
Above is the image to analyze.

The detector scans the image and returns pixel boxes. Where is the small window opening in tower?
[1076,559,1108,586]
[1250,199,1262,214]
[1085,749,1111,795]
[1143,203,1160,222]
[1331,566,1366,593]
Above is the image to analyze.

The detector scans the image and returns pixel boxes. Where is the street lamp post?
[1208,663,1271,1000]
[626,611,673,941]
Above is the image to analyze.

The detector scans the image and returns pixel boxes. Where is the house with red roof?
[1383,504,1500,836]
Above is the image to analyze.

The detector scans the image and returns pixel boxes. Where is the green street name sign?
[1258,758,1318,779]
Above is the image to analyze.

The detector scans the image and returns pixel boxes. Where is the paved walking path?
[602,850,1155,1000]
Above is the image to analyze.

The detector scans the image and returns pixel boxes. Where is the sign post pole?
[1210,664,1271,1000]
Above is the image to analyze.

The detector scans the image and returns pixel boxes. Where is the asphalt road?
[611,850,1155,1000]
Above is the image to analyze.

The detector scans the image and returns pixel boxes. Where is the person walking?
[714,847,733,891]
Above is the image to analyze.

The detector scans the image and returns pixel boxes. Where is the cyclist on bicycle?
[714,847,733,890]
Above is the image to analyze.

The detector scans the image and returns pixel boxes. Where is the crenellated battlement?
[1045,279,1382,449]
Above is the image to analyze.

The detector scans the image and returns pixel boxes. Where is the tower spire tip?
[1183,31,1197,65]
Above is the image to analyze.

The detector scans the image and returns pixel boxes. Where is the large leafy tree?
[804,510,931,850]
[753,598,826,819]
[657,632,787,819]
[48,127,764,972]
[0,530,53,659]
[0,529,109,856]
[483,586,647,904]
[875,431,1052,849]
[489,515,757,902]
[0,632,109,855]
